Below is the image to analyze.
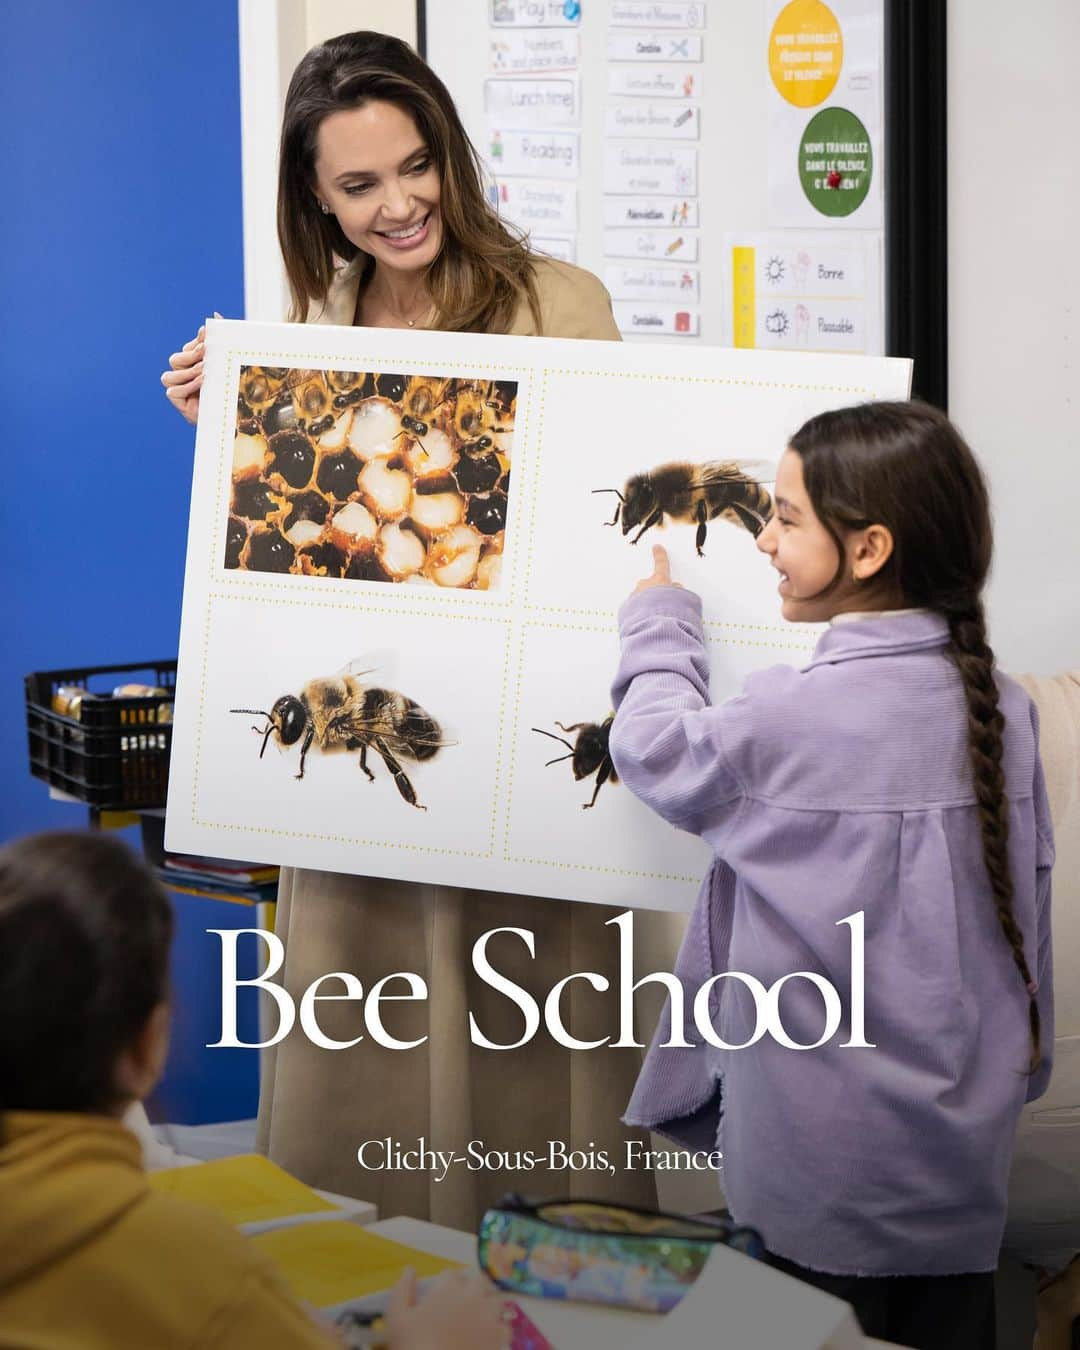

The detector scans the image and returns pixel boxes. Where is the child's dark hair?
[0,831,173,1114]
[789,400,1040,1071]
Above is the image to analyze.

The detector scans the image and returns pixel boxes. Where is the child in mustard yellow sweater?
[0,831,508,1350]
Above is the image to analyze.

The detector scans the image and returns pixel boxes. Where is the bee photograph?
[226,367,515,591]
[507,626,713,886]
[525,372,846,628]
[594,459,775,556]
[231,665,448,811]
[531,715,617,810]
[187,594,508,863]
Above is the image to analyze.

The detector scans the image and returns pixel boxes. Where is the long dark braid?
[944,602,1041,1070]
[791,400,1041,1072]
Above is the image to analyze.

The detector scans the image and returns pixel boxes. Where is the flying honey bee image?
[228,368,516,590]
[231,669,447,809]
[532,717,617,810]
[594,461,774,556]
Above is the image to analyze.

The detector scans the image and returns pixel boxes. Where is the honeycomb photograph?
[225,368,516,590]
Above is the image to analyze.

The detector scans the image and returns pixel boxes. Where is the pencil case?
[477,1194,764,1314]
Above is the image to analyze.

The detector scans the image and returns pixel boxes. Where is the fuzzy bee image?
[227,369,515,590]
[594,461,774,556]
[231,670,446,809]
[532,717,617,809]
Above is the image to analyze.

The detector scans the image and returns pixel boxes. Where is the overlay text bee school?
[208,908,873,1053]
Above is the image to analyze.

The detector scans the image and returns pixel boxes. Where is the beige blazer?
[1006,671,1080,1265]
[257,254,665,1230]
[308,254,620,340]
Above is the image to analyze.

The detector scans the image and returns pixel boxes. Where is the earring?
[319,201,330,215]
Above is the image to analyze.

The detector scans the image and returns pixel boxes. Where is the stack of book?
[139,814,278,905]
[149,1155,458,1321]
[158,853,279,905]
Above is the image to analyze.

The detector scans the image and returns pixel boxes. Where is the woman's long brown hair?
[790,400,1041,1072]
[278,31,541,334]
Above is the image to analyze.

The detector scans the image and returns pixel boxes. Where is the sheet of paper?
[148,1154,338,1227]
[628,1245,863,1350]
[606,101,700,139]
[602,142,697,195]
[486,127,580,178]
[166,321,910,909]
[766,0,884,229]
[251,1222,459,1311]
[489,29,580,73]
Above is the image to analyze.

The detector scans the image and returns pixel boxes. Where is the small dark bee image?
[594,461,774,556]
[232,672,445,809]
[532,717,617,810]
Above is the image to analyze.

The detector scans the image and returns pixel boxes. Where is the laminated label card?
[609,65,702,99]
[484,77,579,127]
[605,264,700,302]
[607,31,703,61]
[610,1,707,27]
[492,0,580,26]
[490,179,578,233]
[167,321,909,911]
[603,227,699,260]
[612,302,701,335]
[487,127,580,178]
[489,30,580,74]
[603,142,697,196]
[603,196,698,228]
[605,102,700,140]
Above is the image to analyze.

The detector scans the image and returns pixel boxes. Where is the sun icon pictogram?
[765,310,790,336]
[764,255,785,284]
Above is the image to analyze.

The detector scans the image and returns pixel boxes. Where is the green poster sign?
[798,106,872,217]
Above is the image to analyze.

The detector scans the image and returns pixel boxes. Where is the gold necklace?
[371,283,430,329]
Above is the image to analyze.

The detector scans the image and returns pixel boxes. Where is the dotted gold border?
[191,590,511,861]
[499,618,811,885]
[190,348,849,887]
[211,353,534,611]
[520,366,880,634]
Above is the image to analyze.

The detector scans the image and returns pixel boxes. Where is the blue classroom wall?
[0,3,260,1122]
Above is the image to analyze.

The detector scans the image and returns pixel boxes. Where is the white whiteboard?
[425,0,885,351]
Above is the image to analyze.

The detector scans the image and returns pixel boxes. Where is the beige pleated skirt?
[257,868,687,1229]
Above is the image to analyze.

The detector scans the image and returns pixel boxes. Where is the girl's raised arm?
[610,570,743,838]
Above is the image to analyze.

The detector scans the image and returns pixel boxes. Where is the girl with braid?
[609,401,1055,1350]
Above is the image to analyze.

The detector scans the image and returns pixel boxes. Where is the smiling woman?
[277,32,544,336]
[161,31,649,1229]
[315,102,444,303]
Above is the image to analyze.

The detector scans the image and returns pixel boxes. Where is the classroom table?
[369,1216,910,1349]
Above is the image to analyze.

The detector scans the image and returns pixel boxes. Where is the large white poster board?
[166,320,910,912]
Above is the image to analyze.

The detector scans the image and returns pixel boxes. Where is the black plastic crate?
[25,660,177,810]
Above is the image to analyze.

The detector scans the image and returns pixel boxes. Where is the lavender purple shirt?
[610,587,1055,1276]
